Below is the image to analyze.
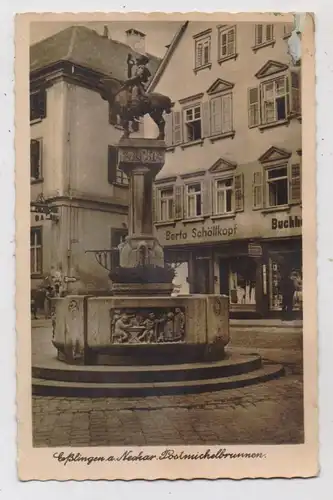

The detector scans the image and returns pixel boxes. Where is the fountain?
[32,75,284,397]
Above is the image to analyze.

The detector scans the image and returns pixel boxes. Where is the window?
[210,93,233,136]
[283,23,293,38]
[108,145,128,186]
[159,187,174,221]
[184,105,202,142]
[30,89,46,121]
[255,24,274,46]
[248,72,301,128]
[186,183,202,218]
[31,227,42,276]
[262,77,288,124]
[30,139,42,181]
[195,36,211,69]
[266,165,289,207]
[215,178,233,214]
[218,26,236,60]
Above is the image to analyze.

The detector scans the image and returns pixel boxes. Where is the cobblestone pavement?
[32,373,303,447]
[32,326,303,447]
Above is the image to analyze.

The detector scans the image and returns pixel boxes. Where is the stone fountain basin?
[52,294,230,366]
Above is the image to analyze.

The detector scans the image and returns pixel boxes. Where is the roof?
[30,25,161,81]
[148,21,188,92]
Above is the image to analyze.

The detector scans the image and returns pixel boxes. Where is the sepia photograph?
[16,12,317,480]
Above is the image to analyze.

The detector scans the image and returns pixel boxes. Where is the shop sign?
[271,216,302,230]
[165,224,237,242]
[248,242,262,258]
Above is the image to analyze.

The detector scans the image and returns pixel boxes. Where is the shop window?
[170,262,190,296]
[269,255,303,311]
[220,256,256,306]
[184,105,202,142]
[185,182,202,218]
[30,139,42,182]
[218,25,236,61]
[31,227,42,276]
[159,187,174,221]
[110,228,128,268]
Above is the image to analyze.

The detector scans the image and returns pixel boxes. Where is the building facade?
[146,21,302,318]
[30,26,160,297]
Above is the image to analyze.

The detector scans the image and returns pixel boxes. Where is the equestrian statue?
[98,53,173,140]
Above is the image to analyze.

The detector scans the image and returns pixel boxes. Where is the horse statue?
[98,78,173,140]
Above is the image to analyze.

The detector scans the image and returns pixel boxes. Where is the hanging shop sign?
[248,242,263,258]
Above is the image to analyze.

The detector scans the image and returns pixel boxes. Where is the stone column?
[116,138,166,269]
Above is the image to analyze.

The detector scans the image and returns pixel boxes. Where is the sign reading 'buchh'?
[119,148,164,164]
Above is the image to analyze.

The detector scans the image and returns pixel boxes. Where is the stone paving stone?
[32,371,304,447]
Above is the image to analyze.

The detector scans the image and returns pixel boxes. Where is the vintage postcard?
[16,12,318,480]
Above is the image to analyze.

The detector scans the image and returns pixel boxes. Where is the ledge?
[30,118,43,126]
[218,53,239,65]
[252,40,276,53]
[31,178,44,185]
[211,213,236,221]
[209,130,235,143]
[180,170,206,180]
[261,205,291,214]
[193,63,212,74]
[181,139,204,150]
[112,183,129,189]
[259,119,289,131]
[283,33,292,40]
[183,217,205,224]
[166,146,176,152]
[154,220,176,228]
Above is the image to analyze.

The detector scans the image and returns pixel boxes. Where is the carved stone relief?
[110,307,186,344]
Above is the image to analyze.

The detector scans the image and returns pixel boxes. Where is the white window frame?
[214,176,234,215]
[265,164,289,208]
[183,103,202,143]
[255,24,274,47]
[218,25,236,61]
[158,186,174,222]
[261,76,288,125]
[30,138,43,182]
[185,182,203,218]
[31,227,42,276]
[195,36,211,69]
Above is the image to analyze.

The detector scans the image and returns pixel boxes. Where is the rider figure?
[121,54,151,106]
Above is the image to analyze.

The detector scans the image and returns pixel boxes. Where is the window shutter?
[165,113,173,147]
[256,24,263,45]
[266,24,273,41]
[172,111,182,145]
[234,173,244,212]
[248,87,260,127]
[252,171,263,209]
[289,71,301,115]
[174,185,184,220]
[201,100,210,138]
[30,139,41,179]
[210,96,222,136]
[108,145,118,184]
[202,179,212,216]
[38,88,47,119]
[196,42,203,67]
[221,94,232,133]
[289,163,301,204]
[152,186,158,222]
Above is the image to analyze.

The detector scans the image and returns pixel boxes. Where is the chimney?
[102,25,109,38]
[125,28,146,54]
